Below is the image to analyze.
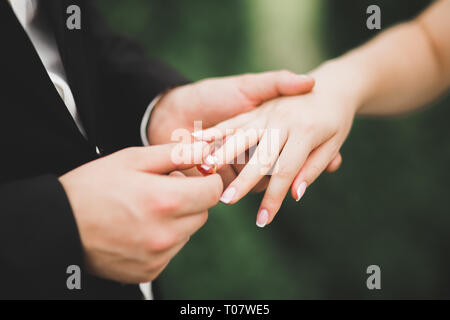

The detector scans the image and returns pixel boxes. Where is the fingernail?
[220,187,236,204]
[296,182,307,202]
[256,209,269,228]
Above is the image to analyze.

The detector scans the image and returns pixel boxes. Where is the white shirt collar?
[8,0,38,27]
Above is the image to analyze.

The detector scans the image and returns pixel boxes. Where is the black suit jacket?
[0,0,187,299]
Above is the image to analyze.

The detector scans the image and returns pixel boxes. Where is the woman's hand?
[147,71,317,188]
[195,66,358,227]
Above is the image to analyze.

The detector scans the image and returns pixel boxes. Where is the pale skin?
[59,71,338,283]
[60,142,223,283]
[58,0,450,282]
[196,0,450,227]
[148,71,341,188]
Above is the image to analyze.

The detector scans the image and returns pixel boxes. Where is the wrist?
[310,58,372,116]
[58,173,93,272]
[147,86,187,145]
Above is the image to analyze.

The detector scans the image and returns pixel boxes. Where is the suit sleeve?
[85,6,189,151]
[0,175,84,299]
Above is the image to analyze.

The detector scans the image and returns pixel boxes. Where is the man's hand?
[147,71,316,187]
[148,71,342,189]
[194,64,357,226]
[59,142,222,283]
[148,71,315,145]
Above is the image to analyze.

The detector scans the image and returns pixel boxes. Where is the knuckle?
[299,119,315,135]
[263,196,280,213]
[260,162,274,174]
[256,152,274,170]
[147,231,177,253]
[207,176,223,204]
[274,167,292,180]
[154,194,182,214]
[199,212,209,227]
[257,153,276,171]
[150,238,174,253]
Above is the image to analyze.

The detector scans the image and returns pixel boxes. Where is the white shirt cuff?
[139,282,153,300]
[140,94,163,146]
[138,95,163,300]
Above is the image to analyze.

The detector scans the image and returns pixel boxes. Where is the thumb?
[131,141,210,174]
[237,70,315,105]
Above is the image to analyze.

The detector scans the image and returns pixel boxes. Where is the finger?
[325,153,342,173]
[212,122,265,170]
[181,167,203,177]
[236,71,315,105]
[173,211,209,239]
[131,141,210,174]
[193,72,315,142]
[229,150,250,174]
[169,171,186,177]
[192,112,255,142]
[219,129,287,205]
[151,174,223,216]
[256,136,313,227]
[231,158,269,193]
[290,140,340,202]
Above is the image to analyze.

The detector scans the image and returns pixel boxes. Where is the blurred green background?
[96,0,450,299]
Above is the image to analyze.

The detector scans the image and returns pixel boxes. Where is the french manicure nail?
[256,209,269,228]
[220,187,236,204]
[296,182,307,202]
